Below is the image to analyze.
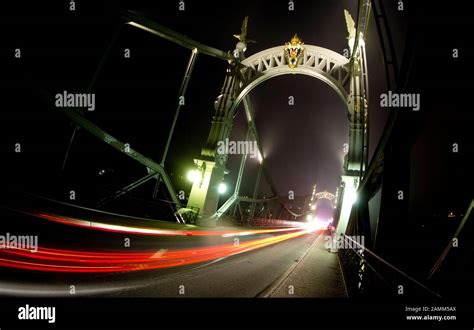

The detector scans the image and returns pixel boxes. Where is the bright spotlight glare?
[349,190,358,204]
[304,217,330,232]
[187,170,199,183]
[310,204,316,211]
[306,214,313,221]
[345,188,358,205]
[218,183,227,194]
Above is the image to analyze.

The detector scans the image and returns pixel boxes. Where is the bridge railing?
[338,234,441,298]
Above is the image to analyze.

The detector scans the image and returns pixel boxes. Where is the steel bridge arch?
[191,38,368,226]
[230,45,353,119]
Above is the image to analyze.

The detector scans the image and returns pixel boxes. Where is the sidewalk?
[265,233,348,298]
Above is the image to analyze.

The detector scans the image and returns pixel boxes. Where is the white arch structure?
[315,191,336,201]
[233,45,352,117]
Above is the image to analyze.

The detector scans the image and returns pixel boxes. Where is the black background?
[0,0,473,329]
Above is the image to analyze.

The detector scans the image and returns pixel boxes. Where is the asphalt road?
[0,197,329,298]
[105,232,321,297]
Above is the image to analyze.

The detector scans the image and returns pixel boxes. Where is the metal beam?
[211,129,250,220]
[249,163,263,219]
[358,0,412,196]
[153,48,199,199]
[212,193,239,219]
[56,105,180,205]
[242,96,280,197]
[428,200,474,279]
[234,129,250,195]
[242,96,303,220]
[123,10,232,62]
[97,171,159,208]
[238,196,279,203]
[61,24,124,172]
[161,48,199,166]
[350,0,372,61]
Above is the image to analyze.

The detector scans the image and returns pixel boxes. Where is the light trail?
[0,229,319,273]
[19,209,304,237]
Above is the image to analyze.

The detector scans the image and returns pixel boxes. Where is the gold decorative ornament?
[284,34,305,69]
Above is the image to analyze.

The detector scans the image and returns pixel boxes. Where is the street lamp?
[218,182,227,194]
[187,169,200,183]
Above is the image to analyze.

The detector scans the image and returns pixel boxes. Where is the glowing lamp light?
[218,183,227,194]
[310,204,316,211]
[187,170,200,183]
[304,216,330,232]
[347,189,358,205]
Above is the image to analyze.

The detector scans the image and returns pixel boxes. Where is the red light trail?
[0,229,315,273]
[20,209,304,237]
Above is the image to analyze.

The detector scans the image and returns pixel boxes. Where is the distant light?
[304,216,329,232]
[306,214,313,221]
[218,183,227,194]
[187,170,200,183]
[98,169,106,176]
[310,204,316,211]
[257,150,263,164]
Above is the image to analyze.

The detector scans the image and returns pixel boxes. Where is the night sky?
[1,2,474,323]
[1,0,471,221]
[117,0,396,199]
[0,0,474,328]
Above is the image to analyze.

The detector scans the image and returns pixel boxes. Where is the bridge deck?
[263,234,348,298]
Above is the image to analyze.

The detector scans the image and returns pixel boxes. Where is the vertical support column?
[187,159,227,226]
[339,39,367,235]
[360,43,370,174]
[187,50,243,226]
[347,58,365,174]
[336,175,360,235]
